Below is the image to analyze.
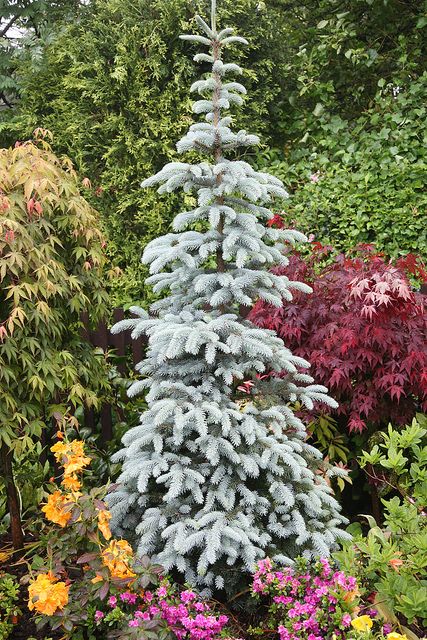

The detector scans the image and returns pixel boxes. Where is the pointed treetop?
[211,0,217,33]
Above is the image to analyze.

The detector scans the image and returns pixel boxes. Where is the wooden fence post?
[78,308,148,443]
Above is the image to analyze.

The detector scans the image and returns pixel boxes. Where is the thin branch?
[0,91,14,109]
[0,13,21,39]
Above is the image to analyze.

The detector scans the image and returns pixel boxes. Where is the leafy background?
[2,0,426,304]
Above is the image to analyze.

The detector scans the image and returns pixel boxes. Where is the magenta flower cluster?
[251,557,359,640]
[96,582,230,640]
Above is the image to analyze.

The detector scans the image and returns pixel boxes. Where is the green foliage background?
[1,0,426,303]
[257,1,427,257]
[2,0,303,303]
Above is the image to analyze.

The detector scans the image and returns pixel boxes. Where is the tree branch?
[0,13,21,39]
[0,91,14,109]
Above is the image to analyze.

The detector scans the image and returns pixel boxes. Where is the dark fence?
[80,309,147,443]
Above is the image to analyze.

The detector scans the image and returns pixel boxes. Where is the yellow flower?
[28,573,69,616]
[351,615,374,632]
[91,574,103,584]
[98,509,112,541]
[0,550,12,564]
[61,474,81,491]
[41,491,72,527]
[102,539,135,581]
[387,634,408,640]
[50,440,68,459]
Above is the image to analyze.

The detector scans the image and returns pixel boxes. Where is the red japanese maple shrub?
[249,246,427,433]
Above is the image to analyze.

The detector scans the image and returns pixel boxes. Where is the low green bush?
[0,572,21,640]
[335,416,427,637]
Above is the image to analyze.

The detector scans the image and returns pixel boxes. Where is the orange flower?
[61,474,81,491]
[28,573,69,616]
[91,574,103,584]
[389,557,404,572]
[41,491,72,527]
[98,509,112,541]
[102,539,135,581]
[51,440,91,478]
[342,586,360,602]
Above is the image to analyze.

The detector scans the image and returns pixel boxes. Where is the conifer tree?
[109,0,349,591]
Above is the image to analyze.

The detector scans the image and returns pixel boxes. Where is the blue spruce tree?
[109,0,349,592]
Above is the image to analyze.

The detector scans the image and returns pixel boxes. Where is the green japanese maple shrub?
[0,132,111,550]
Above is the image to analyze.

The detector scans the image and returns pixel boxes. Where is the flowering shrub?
[92,581,230,639]
[249,557,411,640]
[250,557,360,639]
[335,418,427,637]
[25,433,233,640]
[249,245,427,434]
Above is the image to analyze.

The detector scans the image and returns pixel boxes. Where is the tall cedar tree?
[109,0,348,592]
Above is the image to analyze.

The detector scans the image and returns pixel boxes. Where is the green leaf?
[313,102,324,117]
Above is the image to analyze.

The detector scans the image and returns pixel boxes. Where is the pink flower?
[310,171,320,183]
[108,596,117,608]
[253,578,266,593]
[180,590,197,603]
[120,591,137,604]
[149,605,160,616]
[342,613,352,627]
[157,585,168,597]
[94,610,104,621]
[273,595,293,605]
[278,626,291,640]
[257,558,273,573]
[129,619,140,627]
[319,558,331,576]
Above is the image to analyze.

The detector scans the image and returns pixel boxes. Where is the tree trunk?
[0,442,24,552]
[370,481,382,525]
